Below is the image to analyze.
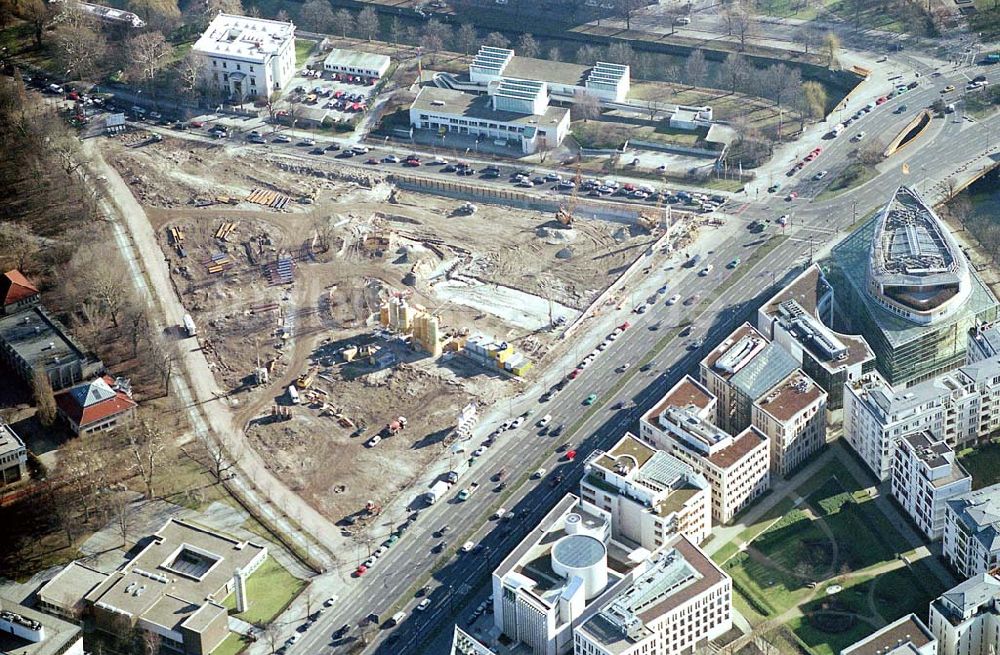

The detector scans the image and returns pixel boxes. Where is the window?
[237,64,241,70]
[224,74,229,81]
[223,62,227,69]
[250,66,254,72]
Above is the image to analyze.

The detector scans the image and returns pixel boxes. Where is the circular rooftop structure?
[551,534,608,600]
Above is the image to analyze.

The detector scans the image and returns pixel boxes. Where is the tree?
[761,63,800,110]
[719,52,749,94]
[51,7,107,79]
[125,31,172,88]
[388,16,404,45]
[576,43,601,65]
[357,7,378,41]
[606,42,634,66]
[299,0,334,32]
[175,51,204,100]
[202,0,243,18]
[684,49,708,88]
[792,25,819,55]
[483,32,509,49]
[572,90,601,121]
[851,137,885,167]
[0,223,39,272]
[32,369,56,427]
[107,486,134,546]
[456,23,477,54]
[128,419,166,500]
[822,31,841,68]
[21,0,53,48]
[275,8,289,22]
[617,0,644,30]
[332,8,353,37]
[205,441,242,481]
[547,46,562,62]
[123,298,151,359]
[801,80,827,119]
[724,3,756,50]
[517,33,539,58]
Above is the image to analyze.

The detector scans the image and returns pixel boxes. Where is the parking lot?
[280,63,378,127]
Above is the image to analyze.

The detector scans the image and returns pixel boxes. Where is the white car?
[461,541,475,552]
[511,417,525,428]
[853,132,865,142]
[618,363,630,372]
[324,596,339,607]
[667,294,681,305]
[699,265,713,276]
[813,170,829,181]
[777,215,789,226]
[538,414,552,427]
[417,598,432,611]
[473,447,486,457]
[597,342,608,351]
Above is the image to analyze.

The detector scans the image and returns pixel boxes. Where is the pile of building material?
[262,256,294,285]
[204,251,235,274]
[167,226,187,258]
[246,188,291,209]
[215,221,238,241]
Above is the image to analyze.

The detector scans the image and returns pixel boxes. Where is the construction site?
[103,133,705,528]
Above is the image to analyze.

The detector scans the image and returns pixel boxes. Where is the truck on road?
[183,313,197,337]
[287,385,300,405]
[424,480,450,505]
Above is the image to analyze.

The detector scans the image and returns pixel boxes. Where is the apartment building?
[844,353,1000,481]
[469,45,630,102]
[756,264,875,409]
[841,614,937,655]
[928,573,1000,655]
[967,321,1000,364]
[640,375,771,524]
[890,431,971,540]
[573,535,732,655]
[699,323,798,434]
[451,627,497,655]
[752,371,828,477]
[943,484,1000,578]
[192,14,296,100]
[580,433,711,547]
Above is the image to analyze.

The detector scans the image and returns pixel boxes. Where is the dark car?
[333,624,350,639]
[640,363,653,372]
[442,164,457,173]
[550,473,563,487]
[550,424,564,437]
[557,442,570,453]
[432,541,447,553]
[679,325,693,337]
[325,143,341,151]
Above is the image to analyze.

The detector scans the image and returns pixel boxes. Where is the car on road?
[786,192,798,201]
[667,294,681,305]
[538,414,552,427]
[853,132,865,142]
[658,285,669,294]
[942,85,955,93]
[550,424,564,437]
[699,265,713,276]
[298,138,316,147]
[619,321,631,330]
[728,258,741,268]
[584,394,597,405]
[633,303,648,314]
[511,416,525,428]
[355,564,367,576]
[432,541,447,553]
[813,170,829,181]
[382,155,400,163]
[417,598,432,611]
[618,363,630,372]
[333,624,350,639]
[325,596,339,607]
[684,295,698,306]
[472,446,486,457]
[557,442,571,453]
[272,134,291,143]
[768,183,781,193]
[564,449,577,461]
[640,363,653,372]
[777,214,790,226]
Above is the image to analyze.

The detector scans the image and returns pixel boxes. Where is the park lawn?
[725,548,814,617]
[629,82,806,134]
[959,442,1000,489]
[571,121,705,150]
[222,557,306,625]
[750,0,823,20]
[296,39,316,68]
[788,613,874,655]
[712,496,797,565]
[872,560,948,622]
[213,633,251,655]
[753,508,831,576]
[803,575,874,616]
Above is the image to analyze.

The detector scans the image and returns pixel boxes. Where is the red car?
[876,96,888,105]
[565,450,577,461]
[355,565,367,577]
[189,120,205,128]
[811,147,822,155]
[786,191,799,201]
[569,369,581,380]
[619,321,631,330]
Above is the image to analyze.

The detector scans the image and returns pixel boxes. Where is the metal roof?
[729,342,798,401]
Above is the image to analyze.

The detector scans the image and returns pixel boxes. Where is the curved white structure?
[551,534,608,600]
[866,186,971,325]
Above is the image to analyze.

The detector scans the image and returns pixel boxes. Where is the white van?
[388,611,406,626]
[533,468,546,479]
[538,414,552,427]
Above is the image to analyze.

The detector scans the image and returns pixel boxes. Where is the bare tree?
[123,298,151,359]
[572,90,601,122]
[51,6,107,79]
[175,51,205,100]
[801,81,827,119]
[332,8,353,37]
[547,46,562,62]
[456,23,477,54]
[607,42,633,66]
[822,31,841,68]
[851,137,885,167]
[517,33,539,58]
[125,31,172,88]
[107,486,134,546]
[206,441,242,481]
[576,43,601,65]
[483,31,510,49]
[128,419,167,500]
[423,19,451,63]
[150,339,177,395]
[719,52,749,94]
[725,4,756,50]
[32,369,57,427]
[762,63,801,110]
[357,7,379,41]
[299,0,334,32]
[684,49,708,88]
[21,0,53,48]
[388,16,404,46]
[0,223,39,272]
[275,8,289,22]
[617,0,644,30]
[792,25,819,54]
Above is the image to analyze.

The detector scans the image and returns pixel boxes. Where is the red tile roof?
[55,376,137,430]
[1,270,39,306]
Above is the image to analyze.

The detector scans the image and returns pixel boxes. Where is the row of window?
[212,60,256,73]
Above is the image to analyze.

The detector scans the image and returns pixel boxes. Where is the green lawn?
[296,39,316,68]
[222,557,306,625]
[725,549,813,617]
[213,633,251,655]
[787,614,874,655]
[871,561,947,622]
[959,441,1000,489]
[571,120,706,150]
[712,496,797,565]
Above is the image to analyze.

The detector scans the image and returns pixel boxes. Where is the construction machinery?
[296,366,318,389]
[555,167,583,227]
[637,192,664,232]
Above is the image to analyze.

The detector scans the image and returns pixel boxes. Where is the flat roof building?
[0,420,27,488]
[756,265,876,409]
[639,376,771,524]
[409,85,570,155]
[967,321,1000,364]
[0,305,103,390]
[450,627,497,655]
[573,535,732,655]
[469,46,630,102]
[39,518,268,655]
[825,188,998,387]
[322,48,390,81]
[944,484,1000,579]
[929,573,1000,655]
[891,431,971,540]
[192,13,296,101]
[0,595,83,655]
[580,433,712,548]
[841,614,936,655]
[752,370,828,477]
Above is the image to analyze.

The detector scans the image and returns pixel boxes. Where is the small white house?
[323,48,390,82]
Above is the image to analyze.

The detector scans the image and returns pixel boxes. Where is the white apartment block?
[928,574,1000,655]
[639,375,771,524]
[890,431,972,540]
[844,354,1000,482]
[841,614,937,655]
[967,322,1000,364]
[752,370,828,477]
[469,45,630,102]
[573,535,732,655]
[580,433,712,548]
[944,484,1000,579]
[192,14,296,100]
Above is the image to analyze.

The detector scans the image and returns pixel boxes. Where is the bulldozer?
[555,167,584,227]
[296,366,318,389]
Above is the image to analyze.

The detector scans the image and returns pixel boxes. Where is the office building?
[943,484,1000,578]
[841,614,937,655]
[0,305,103,390]
[573,535,732,655]
[469,46,630,102]
[928,574,1000,655]
[409,84,570,155]
[844,354,1000,481]
[580,433,711,547]
[890,431,971,540]
[699,322,798,434]
[450,627,497,655]
[0,595,83,655]
[640,376,770,524]
[756,264,876,409]
[752,370,828,477]
[322,48,390,82]
[37,561,108,621]
[54,375,137,435]
[39,518,268,655]
[825,187,998,386]
[0,420,27,487]
[0,269,40,315]
[967,321,1000,364]
[193,14,296,100]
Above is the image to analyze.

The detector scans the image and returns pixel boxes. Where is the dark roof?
[841,614,934,655]
[1,270,39,306]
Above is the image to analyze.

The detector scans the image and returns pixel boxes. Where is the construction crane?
[556,166,583,227]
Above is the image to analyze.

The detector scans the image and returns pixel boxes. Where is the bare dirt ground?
[102,134,654,528]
